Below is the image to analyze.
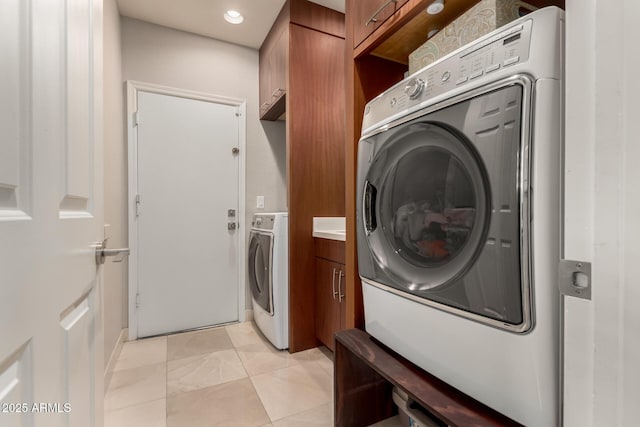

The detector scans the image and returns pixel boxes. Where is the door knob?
[95,239,130,265]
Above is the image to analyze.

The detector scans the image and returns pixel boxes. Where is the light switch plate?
[256,196,264,209]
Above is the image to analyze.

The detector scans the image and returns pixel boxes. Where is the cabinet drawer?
[314,238,345,264]
[352,0,409,48]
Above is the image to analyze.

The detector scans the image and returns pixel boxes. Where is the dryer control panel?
[252,214,276,230]
[362,17,533,133]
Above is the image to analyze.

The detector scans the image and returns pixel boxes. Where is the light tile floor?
[104,322,334,427]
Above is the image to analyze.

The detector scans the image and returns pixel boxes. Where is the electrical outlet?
[256,196,264,209]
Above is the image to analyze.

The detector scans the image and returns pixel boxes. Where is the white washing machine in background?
[357,7,563,427]
[248,213,288,349]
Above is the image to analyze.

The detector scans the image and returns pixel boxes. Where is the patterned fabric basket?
[408,0,537,74]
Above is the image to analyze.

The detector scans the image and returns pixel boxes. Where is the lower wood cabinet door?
[315,257,345,351]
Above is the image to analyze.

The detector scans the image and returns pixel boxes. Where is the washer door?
[248,230,273,315]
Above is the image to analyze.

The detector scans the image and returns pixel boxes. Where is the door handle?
[338,270,345,302]
[332,268,338,299]
[364,181,378,233]
[95,239,130,265]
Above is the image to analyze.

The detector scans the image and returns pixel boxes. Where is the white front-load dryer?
[356,7,563,427]
[248,213,288,349]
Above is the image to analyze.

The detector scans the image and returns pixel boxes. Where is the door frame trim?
[125,80,247,340]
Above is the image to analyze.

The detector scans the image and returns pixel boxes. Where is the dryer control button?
[441,71,451,82]
[504,56,520,67]
[456,76,468,85]
[486,63,501,73]
[470,70,484,80]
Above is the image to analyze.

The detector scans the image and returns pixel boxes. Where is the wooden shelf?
[356,0,478,64]
[355,0,566,64]
[334,329,523,427]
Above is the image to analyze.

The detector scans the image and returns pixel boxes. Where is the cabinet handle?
[366,0,397,26]
[338,270,345,302]
[332,268,338,299]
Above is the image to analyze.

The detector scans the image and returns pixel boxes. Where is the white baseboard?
[104,328,128,391]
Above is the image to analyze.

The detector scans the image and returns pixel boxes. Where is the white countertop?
[312,217,346,241]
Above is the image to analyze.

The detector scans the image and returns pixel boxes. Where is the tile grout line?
[249,358,334,423]
[226,326,251,380]
[105,361,168,413]
[227,324,273,424]
[104,337,169,424]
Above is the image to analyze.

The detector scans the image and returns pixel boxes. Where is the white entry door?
[0,0,103,426]
[131,88,243,338]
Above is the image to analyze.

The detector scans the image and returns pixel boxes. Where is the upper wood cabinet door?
[352,0,409,48]
[269,26,288,105]
[258,45,271,116]
[259,15,288,120]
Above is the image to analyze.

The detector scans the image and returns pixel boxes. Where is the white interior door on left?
[0,0,104,426]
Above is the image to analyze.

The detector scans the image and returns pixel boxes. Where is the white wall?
[103,0,127,379]
[563,0,640,424]
[120,18,287,312]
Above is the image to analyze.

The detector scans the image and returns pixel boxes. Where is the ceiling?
[117,0,345,50]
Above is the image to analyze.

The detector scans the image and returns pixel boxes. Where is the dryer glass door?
[363,122,491,289]
[248,231,273,314]
[358,84,528,329]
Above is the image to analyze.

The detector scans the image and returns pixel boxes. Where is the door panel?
[0,342,34,426]
[60,291,95,426]
[0,0,103,425]
[61,0,94,215]
[0,0,31,219]
[136,91,240,337]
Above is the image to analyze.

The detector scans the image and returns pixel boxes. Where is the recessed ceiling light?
[426,0,444,15]
[224,10,244,24]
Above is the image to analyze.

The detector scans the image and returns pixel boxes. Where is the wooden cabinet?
[259,7,288,120]
[315,258,344,351]
[259,0,346,352]
[352,0,409,49]
[314,237,346,351]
